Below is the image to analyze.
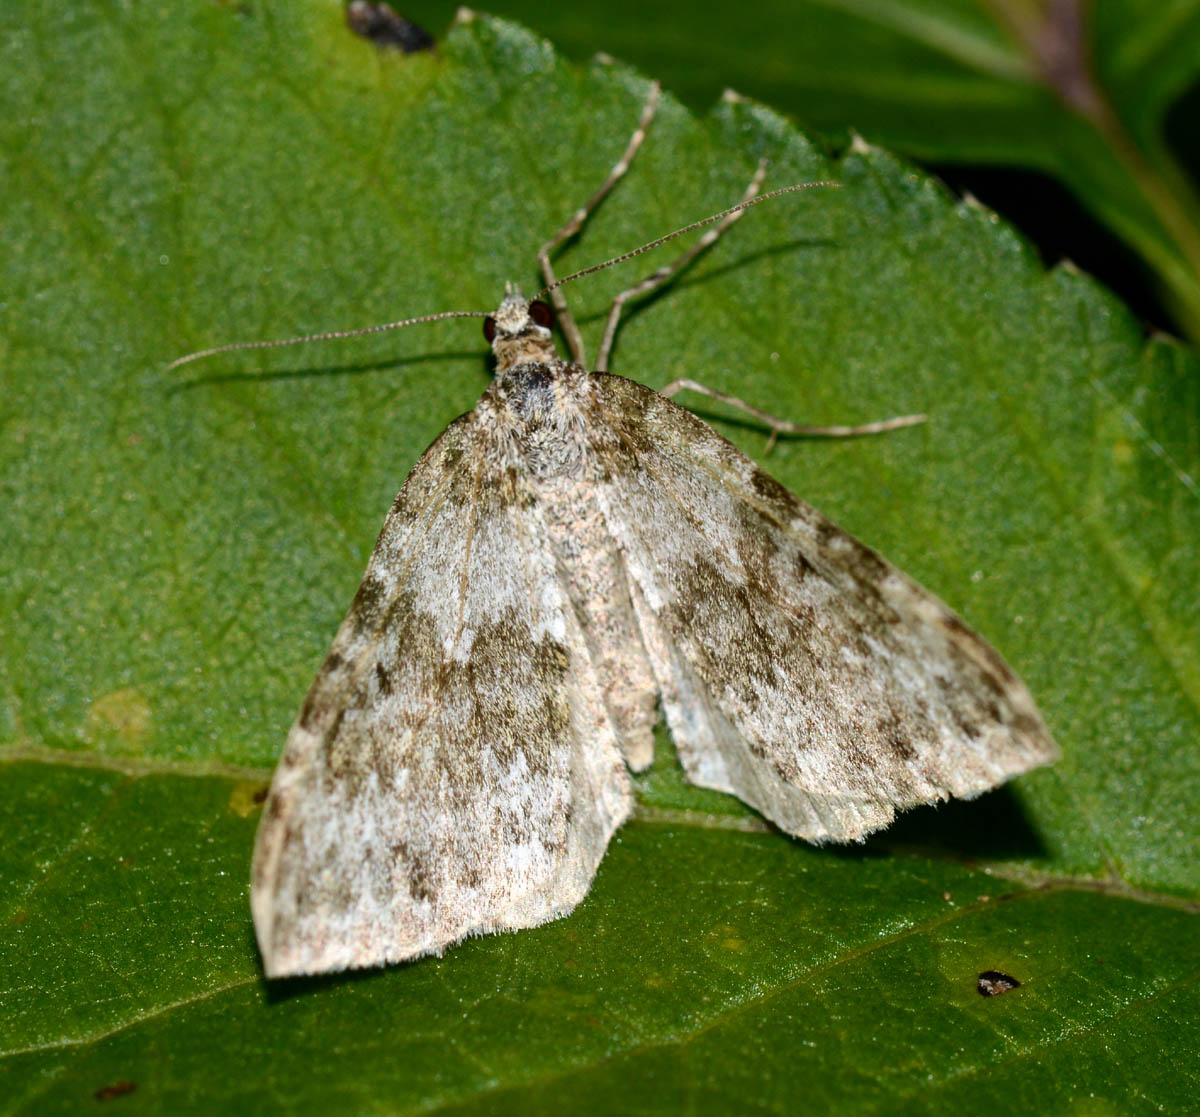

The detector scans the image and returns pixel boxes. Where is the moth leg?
[659,378,926,452]
[539,81,662,368]
[594,161,767,373]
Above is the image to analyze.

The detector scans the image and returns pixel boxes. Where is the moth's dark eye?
[529,300,554,329]
[483,316,496,342]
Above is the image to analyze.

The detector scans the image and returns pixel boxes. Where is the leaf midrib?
[5,878,1191,1107]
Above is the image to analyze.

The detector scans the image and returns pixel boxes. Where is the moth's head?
[483,285,557,370]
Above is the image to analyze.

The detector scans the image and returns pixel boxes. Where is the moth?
[176,84,1058,977]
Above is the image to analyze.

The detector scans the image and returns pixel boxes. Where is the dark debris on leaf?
[346,1,434,52]
[977,970,1022,996]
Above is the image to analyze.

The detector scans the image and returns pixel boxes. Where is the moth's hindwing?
[589,374,1058,843]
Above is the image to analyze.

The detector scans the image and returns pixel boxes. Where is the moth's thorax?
[482,357,593,480]
[488,357,588,414]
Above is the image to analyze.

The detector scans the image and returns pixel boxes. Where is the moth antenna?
[167,309,490,371]
[168,180,838,371]
[535,180,841,298]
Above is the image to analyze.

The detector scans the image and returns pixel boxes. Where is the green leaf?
[2,3,1197,1113]
[402,0,1200,343]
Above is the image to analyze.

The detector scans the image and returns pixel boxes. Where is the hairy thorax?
[481,358,596,482]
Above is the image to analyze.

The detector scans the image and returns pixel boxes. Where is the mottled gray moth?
[175,83,1057,977]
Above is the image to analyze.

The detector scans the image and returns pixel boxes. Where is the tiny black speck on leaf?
[977,970,1022,996]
